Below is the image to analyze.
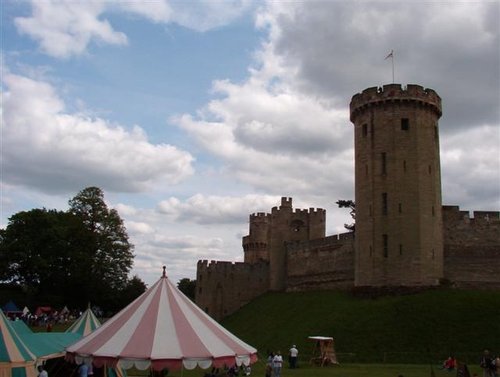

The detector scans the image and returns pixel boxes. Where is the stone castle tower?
[350,84,444,286]
[243,197,326,291]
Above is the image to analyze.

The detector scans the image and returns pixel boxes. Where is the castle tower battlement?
[244,212,271,264]
[350,84,442,122]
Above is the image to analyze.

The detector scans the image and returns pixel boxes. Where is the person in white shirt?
[289,345,299,369]
[37,365,48,377]
[273,351,283,377]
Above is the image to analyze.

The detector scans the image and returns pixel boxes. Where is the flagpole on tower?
[385,49,395,83]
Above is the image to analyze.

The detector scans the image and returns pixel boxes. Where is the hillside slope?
[221,289,500,363]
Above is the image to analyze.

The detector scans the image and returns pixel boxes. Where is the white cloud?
[14,0,254,58]
[157,194,280,224]
[1,72,194,194]
[166,0,254,32]
[15,1,127,58]
[174,77,354,200]
[441,125,500,209]
[259,1,500,129]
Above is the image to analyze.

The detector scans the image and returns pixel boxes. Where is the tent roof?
[0,311,36,367]
[66,269,258,371]
[308,336,333,341]
[66,308,101,337]
[10,321,32,336]
[22,333,81,361]
[2,301,21,313]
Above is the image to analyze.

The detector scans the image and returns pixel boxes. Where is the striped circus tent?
[0,311,37,377]
[66,308,101,337]
[66,267,258,372]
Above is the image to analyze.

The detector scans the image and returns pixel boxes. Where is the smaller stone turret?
[243,212,271,264]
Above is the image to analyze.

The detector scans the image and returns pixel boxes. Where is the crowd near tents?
[1,267,258,377]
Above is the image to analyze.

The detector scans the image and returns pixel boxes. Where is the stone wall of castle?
[195,260,269,320]
[286,233,355,292]
[195,204,500,320]
[442,206,500,289]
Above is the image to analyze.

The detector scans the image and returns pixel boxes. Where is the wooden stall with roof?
[308,336,338,366]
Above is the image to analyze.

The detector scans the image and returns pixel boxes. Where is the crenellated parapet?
[350,84,442,122]
[249,212,272,221]
[443,205,500,224]
[197,259,260,274]
[195,259,269,320]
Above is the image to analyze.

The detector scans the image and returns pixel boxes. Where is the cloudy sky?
[2,1,499,287]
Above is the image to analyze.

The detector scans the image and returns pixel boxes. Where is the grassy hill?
[221,288,500,364]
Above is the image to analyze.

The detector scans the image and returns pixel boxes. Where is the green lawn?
[150,362,483,377]
[221,289,500,364]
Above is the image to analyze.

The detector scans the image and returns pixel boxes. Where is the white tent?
[66,268,258,371]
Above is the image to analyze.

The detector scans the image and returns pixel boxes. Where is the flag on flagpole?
[385,50,394,60]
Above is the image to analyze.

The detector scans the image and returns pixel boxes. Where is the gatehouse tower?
[350,84,444,286]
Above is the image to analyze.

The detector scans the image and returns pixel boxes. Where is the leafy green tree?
[68,187,134,293]
[0,187,141,311]
[0,209,92,307]
[117,275,147,305]
[177,278,196,301]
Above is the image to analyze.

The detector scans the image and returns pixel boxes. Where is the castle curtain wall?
[195,260,269,321]
[443,206,500,289]
[286,233,355,292]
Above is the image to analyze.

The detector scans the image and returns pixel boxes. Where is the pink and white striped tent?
[65,268,257,372]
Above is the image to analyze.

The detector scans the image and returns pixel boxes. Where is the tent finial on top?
[162,266,166,278]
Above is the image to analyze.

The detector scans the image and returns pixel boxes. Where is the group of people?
[480,349,500,377]
[204,364,251,377]
[439,350,500,377]
[265,345,299,377]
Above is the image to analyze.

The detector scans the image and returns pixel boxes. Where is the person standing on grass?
[272,351,283,377]
[480,349,495,377]
[289,345,298,369]
[265,352,273,377]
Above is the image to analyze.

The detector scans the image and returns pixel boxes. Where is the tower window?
[383,234,388,258]
[369,245,373,257]
[403,160,407,172]
[381,152,387,175]
[401,118,409,130]
[382,193,388,215]
[362,124,367,137]
[369,205,372,216]
[432,206,435,216]
[399,244,403,255]
[398,203,402,214]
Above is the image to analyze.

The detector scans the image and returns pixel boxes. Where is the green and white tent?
[0,311,36,377]
[65,308,101,337]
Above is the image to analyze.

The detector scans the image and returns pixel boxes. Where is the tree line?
[0,187,146,314]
